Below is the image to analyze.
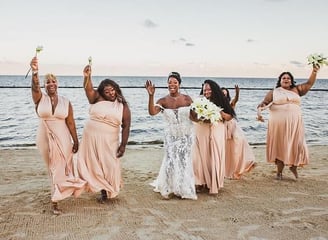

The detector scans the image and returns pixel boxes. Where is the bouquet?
[307,53,328,68]
[190,96,222,123]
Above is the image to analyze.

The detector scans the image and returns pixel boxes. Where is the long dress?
[77,100,123,198]
[36,93,86,202]
[224,119,256,179]
[266,87,309,166]
[150,106,197,200]
[192,121,225,194]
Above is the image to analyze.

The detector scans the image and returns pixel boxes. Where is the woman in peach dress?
[78,64,131,203]
[190,80,235,194]
[222,85,256,179]
[257,65,319,180]
[30,57,86,215]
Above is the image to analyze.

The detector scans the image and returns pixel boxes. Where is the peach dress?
[224,119,256,179]
[77,100,123,198]
[192,121,225,194]
[36,93,85,202]
[266,87,309,166]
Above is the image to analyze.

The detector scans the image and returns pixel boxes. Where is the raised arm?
[296,65,320,96]
[117,103,131,158]
[30,57,42,105]
[83,65,99,104]
[145,80,161,115]
[230,84,239,108]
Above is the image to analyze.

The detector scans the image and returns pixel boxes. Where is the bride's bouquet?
[307,53,328,68]
[190,96,222,123]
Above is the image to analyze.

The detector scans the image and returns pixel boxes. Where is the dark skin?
[83,65,131,158]
[257,65,320,179]
[190,83,233,123]
[145,78,192,115]
[30,57,79,153]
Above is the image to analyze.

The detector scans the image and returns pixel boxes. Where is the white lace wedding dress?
[150,105,197,200]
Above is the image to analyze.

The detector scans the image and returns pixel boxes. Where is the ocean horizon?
[0,75,327,149]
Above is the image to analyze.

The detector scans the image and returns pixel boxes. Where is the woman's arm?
[117,104,131,158]
[145,80,161,115]
[30,57,42,105]
[257,90,273,108]
[296,65,320,96]
[83,65,99,104]
[220,111,233,121]
[230,84,239,108]
[65,102,79,153]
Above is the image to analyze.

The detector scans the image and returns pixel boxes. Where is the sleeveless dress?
[150,106,197,200]
[77,100,124,198]
[192,120,225,194]
[36,93,86,202]
[224,118,256,179]
[266,87,309,166]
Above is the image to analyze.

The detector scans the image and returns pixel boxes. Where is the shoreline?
[0,145,327,239]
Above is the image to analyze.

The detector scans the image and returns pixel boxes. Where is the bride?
[145,72,197,200]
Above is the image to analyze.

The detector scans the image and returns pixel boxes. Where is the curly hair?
[276,72,296,88]
[200,79,236,118]
[97,79,127,104]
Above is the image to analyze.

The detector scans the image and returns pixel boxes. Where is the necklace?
[50,95,57,106]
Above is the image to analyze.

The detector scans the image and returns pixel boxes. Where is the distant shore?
[0,145,327,239]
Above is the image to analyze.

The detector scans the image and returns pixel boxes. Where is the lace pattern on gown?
[151,105,197,200]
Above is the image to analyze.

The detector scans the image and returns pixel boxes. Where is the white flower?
[307,53,328,68]
[88,56,92,65]
[191,96,223,123]
[35,45,43,55]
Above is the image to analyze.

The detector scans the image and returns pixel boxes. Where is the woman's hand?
[145,80,155,96]
[30,57,38,71]
[83,65,91,78]
[72,142,79,153]
[116,145,126,158]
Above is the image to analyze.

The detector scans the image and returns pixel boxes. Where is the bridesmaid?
[190,79,235,194]
[77,64,131,203]
[222,85,256,180]
[30,57,86,215]
[257,65,319,180]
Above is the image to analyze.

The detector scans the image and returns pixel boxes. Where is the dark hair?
[276,72,296,88]
[97,79,127,104]
[168,71,181,84]
[221,87,231,102]
[200,79,236,118]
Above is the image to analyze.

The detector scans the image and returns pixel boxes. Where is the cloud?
[172,38,195,47]
[246,39,255,43]
[185,43,195,47]
[143,19,158,28]
[290,60,304,67]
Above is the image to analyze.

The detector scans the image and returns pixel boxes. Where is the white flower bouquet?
[307,53,328,68]
[191,96,223,123]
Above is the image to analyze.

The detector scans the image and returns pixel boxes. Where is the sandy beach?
[0,145,327,240]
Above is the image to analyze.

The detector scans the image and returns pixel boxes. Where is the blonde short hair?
[44,73,58,86]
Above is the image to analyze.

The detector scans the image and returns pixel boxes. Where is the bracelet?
[32,70,38,75]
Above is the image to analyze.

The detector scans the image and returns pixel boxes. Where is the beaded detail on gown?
[150,105,197,200]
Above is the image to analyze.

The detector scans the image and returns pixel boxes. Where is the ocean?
[0,75,327,149]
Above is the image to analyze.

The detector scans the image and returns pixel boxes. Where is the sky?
[1,0,328,78]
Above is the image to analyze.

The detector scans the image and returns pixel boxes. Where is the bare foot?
[52,202,62,215]
[275,172,282,180]
[289,166,298,179]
